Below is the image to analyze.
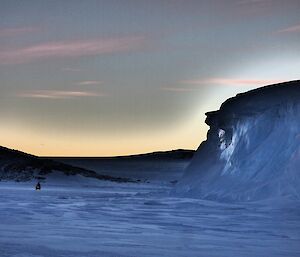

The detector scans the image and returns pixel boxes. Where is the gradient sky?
[0,0,300,156]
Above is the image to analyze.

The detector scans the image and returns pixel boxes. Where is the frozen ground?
[0,182,300,257]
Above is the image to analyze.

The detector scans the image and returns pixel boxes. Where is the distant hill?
[0,146,195,183]
[49,149,195,183]
[0,146,132,183]
[114,149,195,160]
[51,149,195,161]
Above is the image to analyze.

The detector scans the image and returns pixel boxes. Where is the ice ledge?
[205,80,300,127]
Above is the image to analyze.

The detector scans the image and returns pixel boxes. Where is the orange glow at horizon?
[0,117,207,157]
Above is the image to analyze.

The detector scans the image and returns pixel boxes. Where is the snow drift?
[175,80,300,201]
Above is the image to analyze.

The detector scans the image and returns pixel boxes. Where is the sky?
[0,0,299,157]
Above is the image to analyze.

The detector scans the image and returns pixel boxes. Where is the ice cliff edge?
[174,80,300,201]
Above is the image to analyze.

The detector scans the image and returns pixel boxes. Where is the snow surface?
[1,182,300,257]
[175,81,300,201]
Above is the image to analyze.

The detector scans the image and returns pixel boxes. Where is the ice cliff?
[175,80,300,201]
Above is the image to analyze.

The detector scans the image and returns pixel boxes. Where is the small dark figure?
[35,182,41,191]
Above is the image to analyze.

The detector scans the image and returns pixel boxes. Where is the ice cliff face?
[175,80,300,201]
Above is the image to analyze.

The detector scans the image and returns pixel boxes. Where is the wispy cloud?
[18,90,105,99]
[0,26,39,37]
[0,36,145,65]
[237,0,272,5]
[181,78,284,87]
[160,87,198,92]
[77,80,103,86]
[277,24,300,34]
[62,67,82,72]
[161,78,283,93]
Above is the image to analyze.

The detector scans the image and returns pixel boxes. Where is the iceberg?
[175,80,300,201]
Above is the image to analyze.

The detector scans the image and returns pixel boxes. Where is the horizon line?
[0,144,196,159]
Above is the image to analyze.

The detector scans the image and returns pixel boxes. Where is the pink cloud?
[0,27,39,37]
[77,80,103,86]
[0,36,145,64]
[181,78,284,87]
[18,90,105,99]
[277,24,300,33]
